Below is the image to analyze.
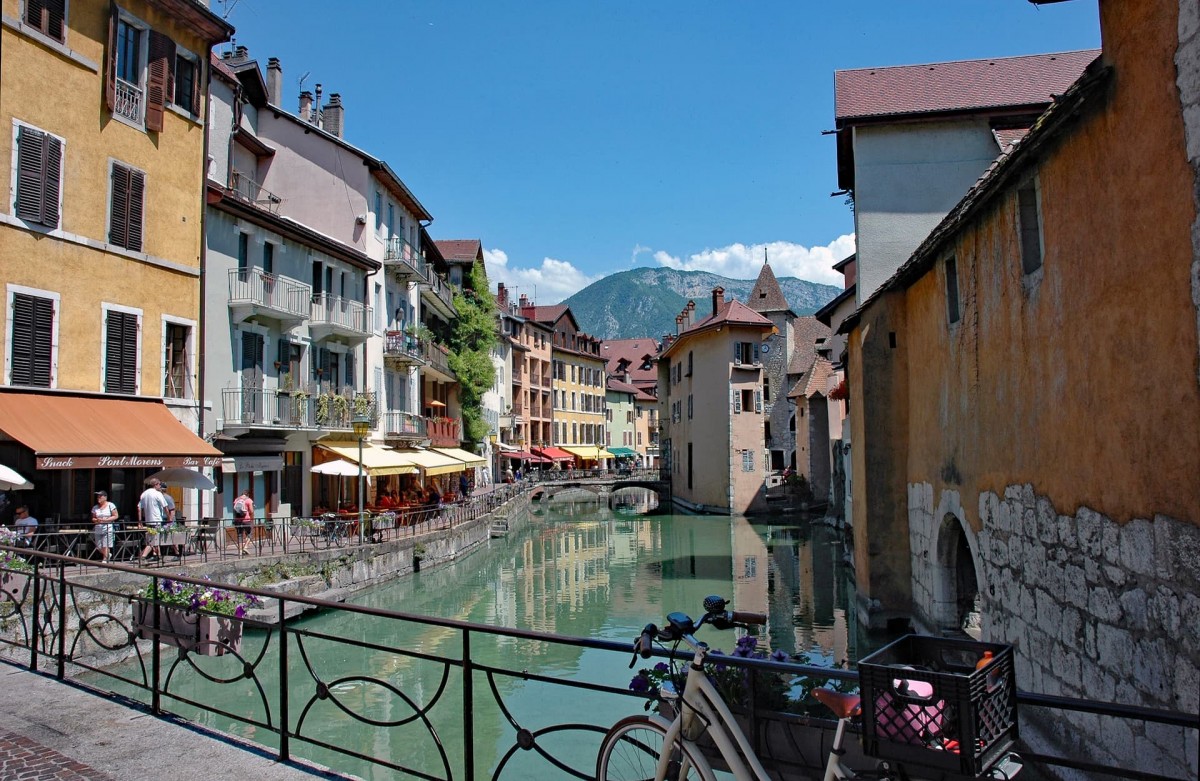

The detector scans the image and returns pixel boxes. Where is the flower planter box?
[132,601,242,657]
[147,531,189,548]
[1,571,28,602]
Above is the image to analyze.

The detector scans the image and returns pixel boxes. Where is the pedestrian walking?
[232,489,254,556]
[91,490,117,563]
[137,478,168,564]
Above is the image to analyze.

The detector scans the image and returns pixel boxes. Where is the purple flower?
[234,604,246,619]
[770,650,789,663]
[653,662,669,673]
[629,675,650,693]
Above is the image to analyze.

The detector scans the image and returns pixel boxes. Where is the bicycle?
[320,513,350,548]
[596,596,1025,781]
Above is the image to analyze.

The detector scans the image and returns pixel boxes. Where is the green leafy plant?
[139,575,263,618]
[0,549,33,574]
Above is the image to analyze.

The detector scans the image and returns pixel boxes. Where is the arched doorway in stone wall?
[933,513,983,638]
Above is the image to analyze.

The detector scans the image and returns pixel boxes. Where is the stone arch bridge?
[531,477,671,509]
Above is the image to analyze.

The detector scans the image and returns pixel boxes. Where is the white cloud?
[653,236,856,286]
[484,247,602,305]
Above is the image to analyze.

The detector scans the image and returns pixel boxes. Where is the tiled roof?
[435,239,482,263]
[787,317,833,374]
[834,50,1099,122]
[992,127,1030,151]
[787,357,835,400]
[663,300,772,359]
[747,262,791,313]
[523,305,570,326]
[602,338,661,384]
[210,52,239,84]
[606,378,639,395]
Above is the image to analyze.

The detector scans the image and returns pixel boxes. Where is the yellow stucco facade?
[552,347,607,452]
[0,0,228,398]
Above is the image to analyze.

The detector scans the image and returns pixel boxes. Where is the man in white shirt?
[137,478,168,564]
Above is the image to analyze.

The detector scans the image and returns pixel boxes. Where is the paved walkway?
[0,667,353,780]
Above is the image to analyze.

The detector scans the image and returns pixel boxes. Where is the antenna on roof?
[298,71,310,93]
[764,247,769,265]
[217,0,241,20]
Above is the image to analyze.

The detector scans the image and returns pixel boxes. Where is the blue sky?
[219,1,1101,303]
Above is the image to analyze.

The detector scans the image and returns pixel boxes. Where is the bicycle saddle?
[813,688,862,719]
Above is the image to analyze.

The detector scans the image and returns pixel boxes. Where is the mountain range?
[561,267,842,340]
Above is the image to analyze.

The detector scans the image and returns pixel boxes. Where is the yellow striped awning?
[318,442,418,476]
[390,448,464,476]
[562,446,617,460]
[433,447,486,468]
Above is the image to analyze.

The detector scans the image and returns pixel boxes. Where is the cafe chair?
[193,518,222,562]
[113,521,142,563]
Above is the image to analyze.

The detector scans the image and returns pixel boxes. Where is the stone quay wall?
[907,481,1199,780]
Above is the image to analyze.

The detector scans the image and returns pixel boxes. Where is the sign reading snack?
[36,455,223,470]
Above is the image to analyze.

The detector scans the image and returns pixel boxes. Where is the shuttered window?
[14,125,62,229]
[109,162,145,251]
[23,0,66,42]
[104,310,139,394]
[164,323,189,398]
[145,30,174,132]
[10,293,54,387]
[173,51,199,116]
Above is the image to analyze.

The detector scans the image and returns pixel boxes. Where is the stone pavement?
[0,667,354,780]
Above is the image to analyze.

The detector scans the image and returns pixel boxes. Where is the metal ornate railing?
[230,170,283,214]
[310,293,372,335]
[227,268,311,319]
[113,77,143,123]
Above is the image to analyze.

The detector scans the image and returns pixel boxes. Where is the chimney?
[226,45,249,65]
[496,283,507,308]
[313,83,323,126]
[518,294,530,311]
[676,314,684,335]
[712,286,725,316]
[323,93,344,138]
[298,90,312,121]
[266,57,282,105]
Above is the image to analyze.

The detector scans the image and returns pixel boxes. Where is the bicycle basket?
[858,635,1017,776]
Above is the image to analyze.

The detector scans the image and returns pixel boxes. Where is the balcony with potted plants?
[384,328,425,368]
[227,268,311,327]
[419,267,457,320]
[425,414,460,448]
[310,292,373,343]
[382,409,427,442]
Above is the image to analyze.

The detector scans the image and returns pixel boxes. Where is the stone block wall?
[908,480,1200,779]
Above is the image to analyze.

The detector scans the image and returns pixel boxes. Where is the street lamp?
[351,412,371,545]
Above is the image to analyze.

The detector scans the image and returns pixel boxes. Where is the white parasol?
[145,467,217,491]
[0,464,33,491]
[311,459,364,476]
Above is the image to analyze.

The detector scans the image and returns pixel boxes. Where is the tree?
[448,263,498,445]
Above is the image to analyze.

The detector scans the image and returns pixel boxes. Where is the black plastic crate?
[858,635,1018,777]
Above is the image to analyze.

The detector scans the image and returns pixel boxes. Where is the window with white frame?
[163,320,191,398]
[103,306,140,394]
[172,47,200,116]
[12,122,63,230]
[111,11,147,126]
[8,288,57,387]
[23,0,66,42]
[742,450,754,472]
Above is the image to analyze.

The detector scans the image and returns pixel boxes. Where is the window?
[763,377,770,403]
[1018,179,1043,275]
[687,351,693,376]
[734,341,760,365]
[109,13,148,126]
[687,394,693,419]
[344,349,356,388]
[12,124,63,229]
[387,204,395,237]
[104,309,139,394]
[945,255,960,325]
[172,51,199,116]
[108,162,145,251]
[277,338,302,381]
[738,388,754,413]
[236,232,248,270]
[262,242,274,274]
[9,292,54,387]
[23,0,66,42]
[163,322,190,398]
[374,191,383,232]
[742,450,755,472]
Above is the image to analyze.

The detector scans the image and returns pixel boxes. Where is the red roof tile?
[835,50,1098,122]
[602,338,661,385]
[434,239,482,262]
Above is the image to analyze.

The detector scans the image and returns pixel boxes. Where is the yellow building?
[0,0,230,519]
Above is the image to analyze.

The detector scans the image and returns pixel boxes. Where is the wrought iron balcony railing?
[311,293,372,337]
[113,77,143,123]
[230,170,283,214]
[227,268,311,322]
[383,236,425,277]
[382,410,426,438]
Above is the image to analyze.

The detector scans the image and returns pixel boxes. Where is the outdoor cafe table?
[56,528,91,559]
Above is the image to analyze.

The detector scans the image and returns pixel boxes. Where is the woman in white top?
[91,490,118,563]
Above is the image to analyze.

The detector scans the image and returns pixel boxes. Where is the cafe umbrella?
[311,459,369,509]
[145,467,217,491]
[0,464,33,491]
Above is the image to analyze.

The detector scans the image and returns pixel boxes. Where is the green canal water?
[103,492,876,779]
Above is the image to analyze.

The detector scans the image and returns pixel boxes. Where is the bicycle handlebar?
[730,611,766,626]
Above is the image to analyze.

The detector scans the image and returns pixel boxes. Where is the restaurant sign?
[36,455,224,470]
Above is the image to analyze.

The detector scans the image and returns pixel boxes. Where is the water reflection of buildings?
[610,487,659,515]
[731,517,859,664]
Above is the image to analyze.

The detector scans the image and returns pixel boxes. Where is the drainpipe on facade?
[196,44,220,519]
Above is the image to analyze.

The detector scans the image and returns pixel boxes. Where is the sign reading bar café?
[36,455,224,470]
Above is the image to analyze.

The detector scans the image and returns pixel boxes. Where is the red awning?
[0,390,222,470]
[507,451,551,464]
[534,447,575,461]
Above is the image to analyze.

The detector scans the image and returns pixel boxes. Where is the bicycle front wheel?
[597,715,714,781]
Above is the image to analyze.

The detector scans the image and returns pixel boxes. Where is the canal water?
[106,491,878,778]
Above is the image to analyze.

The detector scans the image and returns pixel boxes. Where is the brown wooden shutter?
[46,0,65,41]
[42,136,61,229]
[191,57,202,116]
[146,31,174,132]
[10,294,34,385]
[30,296,53,387]
[14,126,46,224]
[105,2,118,111]
[127,169,145,251]
[105,311,137,394]
[108,164,129,247]
[24,0,45,31]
